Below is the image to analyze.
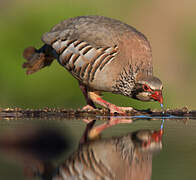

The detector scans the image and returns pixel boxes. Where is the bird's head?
[132,76,163,105]
[132,129,163,153]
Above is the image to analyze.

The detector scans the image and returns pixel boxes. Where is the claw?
[88,117,133,138]
[81,105,96,111]
[81,91,134,116]
[109,105,133,116]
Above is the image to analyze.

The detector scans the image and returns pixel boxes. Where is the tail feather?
[22,45,54,75]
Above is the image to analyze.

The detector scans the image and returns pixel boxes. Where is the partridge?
[53,129,162,180]
[23,15,163,114]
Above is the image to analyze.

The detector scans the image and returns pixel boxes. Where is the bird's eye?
[143,84,151,92]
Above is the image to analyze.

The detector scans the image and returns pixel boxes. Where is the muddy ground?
[0,107,195,120]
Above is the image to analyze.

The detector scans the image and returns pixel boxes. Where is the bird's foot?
[87,92,133,115]
[108,117,133,125]
[88,117,133,138]
[81,105,96,111]
[109,105,133,116]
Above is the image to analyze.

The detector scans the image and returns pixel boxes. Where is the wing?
[41,16,123,84]
[41,16,120,48]
[41,16,153,84]
[51,38,118,83]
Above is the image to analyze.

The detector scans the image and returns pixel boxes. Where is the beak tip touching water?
[151,91,163,105]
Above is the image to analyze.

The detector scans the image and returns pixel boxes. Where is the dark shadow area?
[0,126,72,180]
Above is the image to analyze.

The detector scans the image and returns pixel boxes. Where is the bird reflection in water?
[55,119,163,180]
[0,119,163,180]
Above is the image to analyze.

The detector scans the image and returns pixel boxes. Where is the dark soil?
[0,107,195,120]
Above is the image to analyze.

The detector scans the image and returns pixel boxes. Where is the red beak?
[151,129,163,142]
[151,91,163,104]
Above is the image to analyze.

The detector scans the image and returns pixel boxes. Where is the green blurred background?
[0,0,196,110]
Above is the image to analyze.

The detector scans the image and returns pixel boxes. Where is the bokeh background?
[0,0,196,110]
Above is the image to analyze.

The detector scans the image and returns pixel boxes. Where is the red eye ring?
[143,84,151,92]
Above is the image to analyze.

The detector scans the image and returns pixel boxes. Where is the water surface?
[0,117,195,180]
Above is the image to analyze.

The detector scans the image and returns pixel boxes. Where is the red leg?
[85,117,133,139]
[88,92,133,115]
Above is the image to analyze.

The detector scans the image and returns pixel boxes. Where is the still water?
[0,117,195,180]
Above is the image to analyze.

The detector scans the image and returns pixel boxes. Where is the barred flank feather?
[51,39,118,83]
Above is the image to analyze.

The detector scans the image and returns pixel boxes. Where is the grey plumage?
[53,129,162,180]
[41,16,152,93]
